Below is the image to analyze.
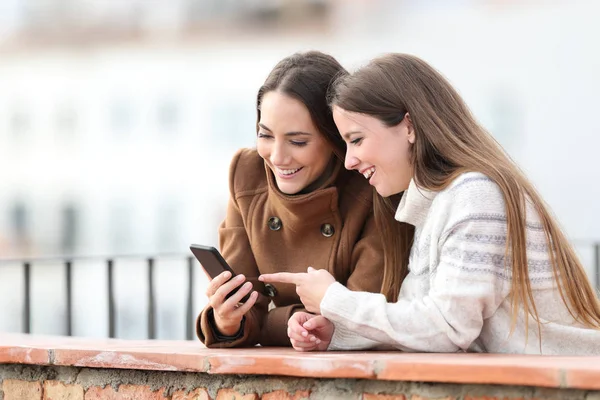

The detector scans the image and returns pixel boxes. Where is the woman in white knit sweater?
[259,53,600,355]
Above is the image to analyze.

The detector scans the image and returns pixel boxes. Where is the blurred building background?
[0,0,599,339]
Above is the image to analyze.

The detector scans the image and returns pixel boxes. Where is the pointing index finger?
[259,272,303,285]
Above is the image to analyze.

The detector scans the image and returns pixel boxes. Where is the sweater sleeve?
[326,316,381,351]
[321,194,511,352]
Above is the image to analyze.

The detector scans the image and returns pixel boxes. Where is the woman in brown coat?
[196,51,394,347]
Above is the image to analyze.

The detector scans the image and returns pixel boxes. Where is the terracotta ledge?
[1,333,599,391]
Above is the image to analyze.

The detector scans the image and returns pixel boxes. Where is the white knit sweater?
[321,172,600,355]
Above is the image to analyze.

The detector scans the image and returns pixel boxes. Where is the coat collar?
[264,158,345,228]
[394,179,438,228]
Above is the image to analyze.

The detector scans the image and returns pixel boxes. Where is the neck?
[297,156,338,195]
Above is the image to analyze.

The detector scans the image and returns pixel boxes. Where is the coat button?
[264,283,278,297]
[320,223,334,237]
[268,216,282,231]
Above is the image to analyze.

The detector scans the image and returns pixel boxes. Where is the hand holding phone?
[190,244,259,337]
[190,244,250,302]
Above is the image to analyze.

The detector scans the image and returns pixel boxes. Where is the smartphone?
[189,244,251,302]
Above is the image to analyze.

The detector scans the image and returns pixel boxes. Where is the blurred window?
[186,0,237,22]
[60,203,79,253]
[212,101,254,144]
[56,104,78,138]
[9,108,31,137]
[10,200,28,241]
[109,202,132,253]
[157,99,180,134]
[110,100,134,135]
[156,199,182,252]
[488,89,520,156]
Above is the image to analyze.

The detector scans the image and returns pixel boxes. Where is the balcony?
[1,333,600,399]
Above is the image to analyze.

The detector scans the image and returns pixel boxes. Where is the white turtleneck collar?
[394,179,438,228]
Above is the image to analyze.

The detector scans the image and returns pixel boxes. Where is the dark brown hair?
[330,53,600,333]
[257,51,348,160]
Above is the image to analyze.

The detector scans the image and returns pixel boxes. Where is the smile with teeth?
[277,167,302,176]
[363,167,376,180]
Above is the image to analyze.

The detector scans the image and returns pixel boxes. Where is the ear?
[405,113,416,144]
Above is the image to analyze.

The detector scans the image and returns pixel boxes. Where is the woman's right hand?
[206,271,258,336]
[287,311,334,351]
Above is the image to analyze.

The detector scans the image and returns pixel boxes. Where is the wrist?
[214,317,242,336]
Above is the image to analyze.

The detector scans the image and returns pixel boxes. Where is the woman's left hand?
[259,267,336,314]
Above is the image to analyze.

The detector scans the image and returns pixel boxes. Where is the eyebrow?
[342,130,362,141]
[258,123,313,137]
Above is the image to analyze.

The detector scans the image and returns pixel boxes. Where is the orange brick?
[363,394,406,400]
[172,388,212,400]
[84,384,168,400]
[44,381,84,400]
[261,390,310,400]
[411,396,455,400]
[2,379,42,400]
[464,397,537,400]
[216,388,258,400]
[464,398,539,400]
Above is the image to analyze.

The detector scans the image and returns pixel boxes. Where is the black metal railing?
[2,244,600,340]
[1,253,196,340]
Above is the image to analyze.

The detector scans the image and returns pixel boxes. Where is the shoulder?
[227,148,268,197]
[434,172,506,220]
[440,171,545,229]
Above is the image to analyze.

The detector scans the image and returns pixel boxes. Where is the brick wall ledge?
[1,333,599,391]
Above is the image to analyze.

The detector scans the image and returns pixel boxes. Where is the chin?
[276,182,303,195]
[374,186,392,198]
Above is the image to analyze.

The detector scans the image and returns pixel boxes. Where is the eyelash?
[350,137,363,145]
[258,133,307,147]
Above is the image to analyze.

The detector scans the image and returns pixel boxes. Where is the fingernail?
[243,282,252,288]
[236,275,245,281]
[316,339,321,344]
[224,271,231,279]
[258,276,264,281]
[304,323,311,329]
[301,331,308,337]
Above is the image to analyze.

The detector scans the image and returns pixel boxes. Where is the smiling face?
[257,91,334,195]
[333,106,415,197]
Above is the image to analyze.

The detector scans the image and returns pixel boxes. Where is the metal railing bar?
[108,259,116,338]
[147,257,156,340]
[23,262,31,334]
[65,260,73,336]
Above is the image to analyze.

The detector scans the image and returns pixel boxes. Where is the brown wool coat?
[196,148,384,347]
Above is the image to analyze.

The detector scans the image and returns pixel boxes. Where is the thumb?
[307,266,316,272]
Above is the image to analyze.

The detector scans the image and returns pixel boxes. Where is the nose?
[270,140,289,166]
[344,151,360,171]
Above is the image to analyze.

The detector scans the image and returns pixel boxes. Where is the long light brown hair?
[330,53,600,334]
